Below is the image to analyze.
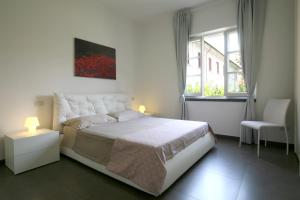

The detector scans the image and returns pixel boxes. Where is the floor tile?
[0,137,299,200]
[173,169,241,200]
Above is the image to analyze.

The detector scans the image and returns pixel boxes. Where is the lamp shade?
[24,117,40,133]
[138,105,146,113]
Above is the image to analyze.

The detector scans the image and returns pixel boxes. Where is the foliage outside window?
[185,29,246,97]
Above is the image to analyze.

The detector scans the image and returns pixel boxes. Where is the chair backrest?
[263,99,290,126]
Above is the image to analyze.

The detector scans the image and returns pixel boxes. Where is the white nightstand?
[4,129,60,174]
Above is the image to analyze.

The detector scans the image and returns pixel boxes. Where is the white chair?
[239,99,290,157]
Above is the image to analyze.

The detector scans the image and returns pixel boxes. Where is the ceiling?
[98,0,214,21]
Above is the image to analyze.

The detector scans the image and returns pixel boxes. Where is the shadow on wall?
[35,96,54,130]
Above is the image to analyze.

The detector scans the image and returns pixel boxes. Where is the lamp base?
[28,127,37,136]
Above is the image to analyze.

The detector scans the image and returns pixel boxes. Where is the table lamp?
[138,105,146,113]
[24,117,40,134]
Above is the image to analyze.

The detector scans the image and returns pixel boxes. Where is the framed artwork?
[74,38,116,79]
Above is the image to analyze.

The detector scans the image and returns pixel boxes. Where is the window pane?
[204,33,224,54]
[227,72,246,93]
[228,52,242,72]
[228,31,240,52]
[186,56,201,95]
[189,40,201,58]
[203,33,225,96]
[188,58,201,75]
[186,76,201,95]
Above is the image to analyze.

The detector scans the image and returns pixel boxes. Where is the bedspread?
[72,117,211,195]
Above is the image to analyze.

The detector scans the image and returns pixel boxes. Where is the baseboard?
[295,152,299,162]
[215,134,238,140]
[295,152,300,176]
[215,134,295,151]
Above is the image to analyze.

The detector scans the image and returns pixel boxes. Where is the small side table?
[4,129,60,174]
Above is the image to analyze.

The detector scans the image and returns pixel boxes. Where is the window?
[186,28,246,97]
[226,31,246,95]
[186,40,201,95]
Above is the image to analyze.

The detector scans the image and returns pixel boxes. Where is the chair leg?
[239,125,243,147]
[257,129,260,158]
[264,130,267,147]
[284,127,289,155]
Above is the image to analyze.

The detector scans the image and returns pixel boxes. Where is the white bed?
[53,93,215,196]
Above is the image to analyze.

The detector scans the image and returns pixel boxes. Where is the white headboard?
[52,93,132,131]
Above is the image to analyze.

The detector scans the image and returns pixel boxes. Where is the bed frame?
[53,93,215,196]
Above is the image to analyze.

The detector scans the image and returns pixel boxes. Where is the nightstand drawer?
[13,147,59,174]
[13,131,58,155]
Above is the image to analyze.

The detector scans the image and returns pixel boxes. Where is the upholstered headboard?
[52,93,132,132]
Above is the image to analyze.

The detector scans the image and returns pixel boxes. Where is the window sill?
[185,96,248,102]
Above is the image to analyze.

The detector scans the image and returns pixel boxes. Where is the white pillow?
[108,110,144,122]
[63,114,117,129]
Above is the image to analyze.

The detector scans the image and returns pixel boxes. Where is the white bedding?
[82,117,208,139]
[63,116,210,162]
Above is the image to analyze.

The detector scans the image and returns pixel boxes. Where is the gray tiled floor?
[0,136,299,200]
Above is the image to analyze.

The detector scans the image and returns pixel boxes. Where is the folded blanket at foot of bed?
[105,119,211,195]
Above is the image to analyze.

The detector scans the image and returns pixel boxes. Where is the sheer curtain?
[173,8,192,120]
[237,0,267,143]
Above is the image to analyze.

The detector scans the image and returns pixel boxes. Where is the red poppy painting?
[74,38,116,79]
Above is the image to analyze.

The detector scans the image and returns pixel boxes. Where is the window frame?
[186,28,247,98]
[224,28,246,97]
[186,37,203,96]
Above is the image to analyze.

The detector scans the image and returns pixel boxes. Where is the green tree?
[185,84,192,94]
[186,82,225,96]
[194,82,200,93]
[238,81,247,92]
[204,83,224,96]
[185,82,200,94]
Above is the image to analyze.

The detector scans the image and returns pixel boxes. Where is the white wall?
[0,0,139,159]
[191,0,236,35]
[190,0,244,137]
[188,101,244,136]
[295,0,300,161]
[136,0,295,142]
[256,0,295,143]
[136,0,236,119]
[135,13,181,119]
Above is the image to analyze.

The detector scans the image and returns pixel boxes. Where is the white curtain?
[237,0,267,143]
[173,9,192,120]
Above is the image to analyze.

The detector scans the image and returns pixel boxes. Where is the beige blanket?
[106,119,210,195]
[72,117,211,195]
[107,139,167,194]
